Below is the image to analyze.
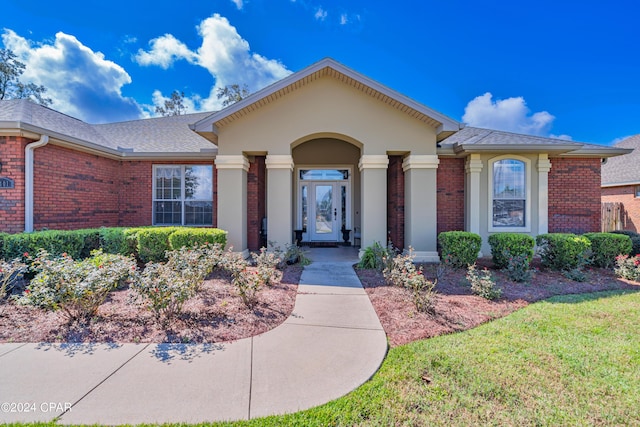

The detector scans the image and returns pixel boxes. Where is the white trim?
[602,181,640,188]
[402,154,439,171]
[358,154,389,171]
[537,154,551,235]
[465,154,482,235]
[488,155,532,233]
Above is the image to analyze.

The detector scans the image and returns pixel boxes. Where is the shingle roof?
[601,134,640,186]
[0,99,217,156]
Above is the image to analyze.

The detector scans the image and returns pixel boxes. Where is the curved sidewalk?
[0,247,388,425]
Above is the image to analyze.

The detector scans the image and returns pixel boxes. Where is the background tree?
[216,84,250,107]
[155,90,187,116]
[0,48,52,106]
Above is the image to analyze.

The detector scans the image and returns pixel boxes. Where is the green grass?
[8,290,640,426]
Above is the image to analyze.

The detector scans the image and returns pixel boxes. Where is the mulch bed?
[0,265,302,344]
[357,258,640,347]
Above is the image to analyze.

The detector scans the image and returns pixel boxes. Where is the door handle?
[334,208,337,220]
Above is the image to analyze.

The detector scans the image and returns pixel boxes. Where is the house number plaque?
[0,177,15,189]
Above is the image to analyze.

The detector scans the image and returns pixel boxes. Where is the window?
[635,185,640,198]
[491,158,527,229]
[153,165,213,226]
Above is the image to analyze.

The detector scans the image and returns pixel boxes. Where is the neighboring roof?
[192,57,463,141]
[601,134,640,186]
[0,99,217,159]
[439,126,632,158]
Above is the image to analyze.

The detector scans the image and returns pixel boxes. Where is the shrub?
[504,253,533,283]
[0,258,27,301]
[466,264,502,300]
[438,231,481,268]
[19,249,137,321]
[222,250,261,308]
[584,233,633,269]
[282,243,311,266]
[488,233,535,269]
[383,249,436,313]
[357,242,388,270]
[168,228,227,250]
[614,254,640,281]
[99,227,132,255]
[136,227,179,263]
[0,232,8,259]
[536,233,591,271]
[611,230,640,256]
[251,247,283,286]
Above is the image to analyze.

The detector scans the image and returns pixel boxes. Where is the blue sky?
[2,0,638,145]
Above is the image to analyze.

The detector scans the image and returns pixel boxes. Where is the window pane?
[154,201,182,225]
[185,201,213,226]
[185,166,213,201]
[301,185,308,230]
[493,160,525,199]
[300,169,348,180]
[493,200,525,227]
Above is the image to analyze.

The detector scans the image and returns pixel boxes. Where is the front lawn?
[224,289,640,426]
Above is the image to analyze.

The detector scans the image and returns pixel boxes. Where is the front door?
[309,182,340,241]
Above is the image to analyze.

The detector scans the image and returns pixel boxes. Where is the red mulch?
[357,258,640,347]
[0,266,302,344]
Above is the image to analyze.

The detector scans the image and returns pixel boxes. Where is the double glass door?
[299,170,349,242]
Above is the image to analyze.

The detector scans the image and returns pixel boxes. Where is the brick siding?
[548,157,601,233]
[602,185,640,232]
[0,136,29,233]
[436,157,465,234]
[247,156,266,251]
[387,155,404,249]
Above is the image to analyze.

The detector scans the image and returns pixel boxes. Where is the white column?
[537,153,552,235]
[465,154,483,235]
[215,155,249,257]
[358,155,388,256]
[265,154,294,249]
[403,155,440,262]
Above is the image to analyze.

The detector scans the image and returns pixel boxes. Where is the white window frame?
[635,185,640,198]
[488,155,531,232]
[152,164,213,226]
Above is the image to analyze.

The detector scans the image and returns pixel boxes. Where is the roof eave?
[453,143,580,155]
[557,147,633,158]
[119,150,217,161]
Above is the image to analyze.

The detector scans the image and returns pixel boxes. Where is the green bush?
[98,227,131,255]
[0,232,8,259]
[487,233,535,269]
[136,227,179,263]
[357,242,389,270]
[168,228,227,250]
[3,230,86,260]
[610,230,640,255]
[583,232,632,269]
[438,231,481,268]
[466,264,502,300]
[535,233,591,271]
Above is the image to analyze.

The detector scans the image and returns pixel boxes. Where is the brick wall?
[247,156,266,251]
[0,136,29,233]
[549,157,601,233]
[387,155,404,249]
[602,185,640,232]
[436,157,465,234]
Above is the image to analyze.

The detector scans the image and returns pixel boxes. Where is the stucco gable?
[192,58,462,141]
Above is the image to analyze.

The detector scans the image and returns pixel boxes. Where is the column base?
[409,251,441,263]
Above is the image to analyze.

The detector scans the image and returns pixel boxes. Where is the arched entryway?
[292,137,361,245]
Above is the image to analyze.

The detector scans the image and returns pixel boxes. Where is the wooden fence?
[602,202,623,232]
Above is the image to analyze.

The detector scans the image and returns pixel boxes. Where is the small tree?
[216,84,250,107]
[155,90,187,116]
[0,48,51,106]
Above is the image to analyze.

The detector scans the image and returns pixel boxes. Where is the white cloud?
[231,0,244,10]
[2,29,142,123]
[137,14,291,111]
[134,34,196,69]
[462,92,561,137]
[340,14,348,25]
[549,134,573,141]
[315,7,328,20]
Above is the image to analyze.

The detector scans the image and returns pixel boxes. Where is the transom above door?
[297,168,351,242]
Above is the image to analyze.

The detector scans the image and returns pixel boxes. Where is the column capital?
[215,155,249,171]
[537,154,552,173]
[358,154,389,171]
[265,154,294,170]
[465,155,483,174]
[402,154,439,172]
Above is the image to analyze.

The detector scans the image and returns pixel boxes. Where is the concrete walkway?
[0,247,388,425]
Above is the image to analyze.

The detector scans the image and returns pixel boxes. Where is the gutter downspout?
[24,135,49,232]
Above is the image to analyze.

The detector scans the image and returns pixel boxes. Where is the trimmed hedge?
[583,232,632,269]
[168,228,227,250]
[135,227,180,263]
[535,233,591,271]
[488,233,535,269]
[3,230,87,260]
[438,231,481,268]
[610,230,640,255]
[98,227,132,255]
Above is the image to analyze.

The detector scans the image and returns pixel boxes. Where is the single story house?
[602,134,640,231]
[0,58,629,259]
